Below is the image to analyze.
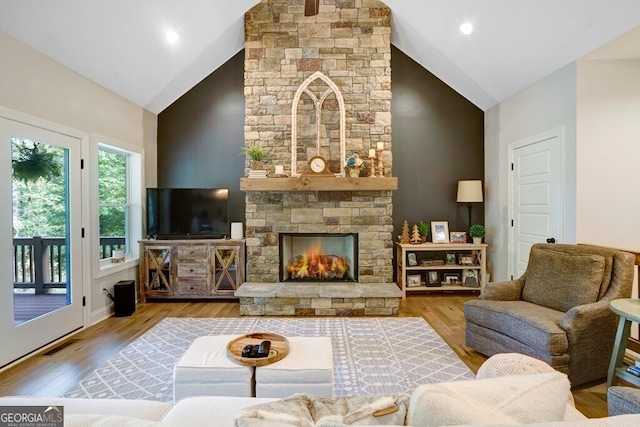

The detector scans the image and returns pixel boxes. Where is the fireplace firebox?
[279,233,358,282]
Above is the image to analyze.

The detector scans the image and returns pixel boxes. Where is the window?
[94,134,143,272]
[98,146,130,260]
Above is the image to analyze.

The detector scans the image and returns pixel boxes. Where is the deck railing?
[13,236,125,294]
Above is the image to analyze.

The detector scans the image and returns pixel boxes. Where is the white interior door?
[0,116,84,368]
[508,129,563,280]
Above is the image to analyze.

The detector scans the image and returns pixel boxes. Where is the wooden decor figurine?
[411,224,422,244]
[400,220,411,244]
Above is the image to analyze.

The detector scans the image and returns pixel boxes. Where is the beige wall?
[576,59,640,340]
[0,32,149,144]
[485,39,640,284]
[576,59,640,257]
[484,63,578,281]
[0,31,157,325]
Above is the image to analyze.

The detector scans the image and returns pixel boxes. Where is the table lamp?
[457,180,483,231]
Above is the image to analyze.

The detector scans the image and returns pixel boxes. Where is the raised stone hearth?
[236,282,402,316]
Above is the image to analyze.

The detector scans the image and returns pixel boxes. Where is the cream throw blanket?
[235,393,410,427]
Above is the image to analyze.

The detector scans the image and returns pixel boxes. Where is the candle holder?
[376,149,384,177]
[369,152,377,177]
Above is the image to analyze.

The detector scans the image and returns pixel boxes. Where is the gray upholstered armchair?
[464,243,635,386]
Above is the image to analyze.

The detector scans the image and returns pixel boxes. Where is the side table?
[607,298,640,387]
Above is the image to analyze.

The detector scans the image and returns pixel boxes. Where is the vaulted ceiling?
[1,0,639,114]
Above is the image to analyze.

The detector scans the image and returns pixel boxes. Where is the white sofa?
[1,354,640,426]
[0,395,274,426]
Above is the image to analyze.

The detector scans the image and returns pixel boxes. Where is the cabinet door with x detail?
[211,245,245,295]
[141,245,174,300]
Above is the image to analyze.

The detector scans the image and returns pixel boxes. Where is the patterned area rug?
[63,317,474,402]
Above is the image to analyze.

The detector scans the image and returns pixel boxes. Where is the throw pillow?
[476,353,556,379]
[457,414,640,427]
[476,353,575,406]
[522,248,605,312]
[406,371,570,426]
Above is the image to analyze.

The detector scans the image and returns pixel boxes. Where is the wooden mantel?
[240,177,398,192]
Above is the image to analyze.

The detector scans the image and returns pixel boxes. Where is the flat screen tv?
[146,188,230,239]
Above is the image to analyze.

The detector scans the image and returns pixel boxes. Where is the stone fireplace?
[236,0,401,315]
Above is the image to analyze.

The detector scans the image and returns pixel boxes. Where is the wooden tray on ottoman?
[226,332,289,367]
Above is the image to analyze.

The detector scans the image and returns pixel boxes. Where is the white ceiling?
[1,0,640,114]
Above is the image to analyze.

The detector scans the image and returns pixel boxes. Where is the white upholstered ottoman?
[174,335,254,401]
[255,336,334,398]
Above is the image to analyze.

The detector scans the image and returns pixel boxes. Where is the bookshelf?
[395,242,487,298]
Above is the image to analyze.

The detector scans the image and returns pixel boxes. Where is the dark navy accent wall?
[391,47,484,237]
[157,50,246,223]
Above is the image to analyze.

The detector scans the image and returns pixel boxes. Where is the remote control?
[257,340,271,357]
[241,344,253,358]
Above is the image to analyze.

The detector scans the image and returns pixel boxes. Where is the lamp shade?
[457,180,483,203]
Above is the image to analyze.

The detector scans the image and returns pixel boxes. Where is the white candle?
[231,222,243,239]
[377,142,384,150]
[368,148,376,158]
[275,165,284,175]
[112,250,124,263]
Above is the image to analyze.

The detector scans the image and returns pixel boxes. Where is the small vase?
[473,237,482,244]
[349,169,360,178]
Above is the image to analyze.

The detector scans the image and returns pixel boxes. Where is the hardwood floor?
[0,293,608,417]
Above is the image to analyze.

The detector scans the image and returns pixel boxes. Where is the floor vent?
[43,339,80,356]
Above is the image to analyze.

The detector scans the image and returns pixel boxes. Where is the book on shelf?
[635,359,640,368]
[626,365,640,377]
[247,170,268,178]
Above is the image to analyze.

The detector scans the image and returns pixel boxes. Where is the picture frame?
[445,253,457,265]
[458,254,475,266]
[431,221,449,243]
[427,271,440,287]
[462,269,480,287]
[407,274,422,287]
[443,272,461,285]
[450,231,467,244]
[407,253,417,266]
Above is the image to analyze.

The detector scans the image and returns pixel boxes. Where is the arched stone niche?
[291,71,346,177]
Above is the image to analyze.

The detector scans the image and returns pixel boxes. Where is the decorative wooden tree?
[400,220,411,244]
[411,224,422,244]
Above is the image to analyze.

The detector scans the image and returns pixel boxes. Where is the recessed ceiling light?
[459,22,473,35]
[165,30,179,44]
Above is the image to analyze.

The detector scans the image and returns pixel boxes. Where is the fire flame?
[287,243,350,280]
